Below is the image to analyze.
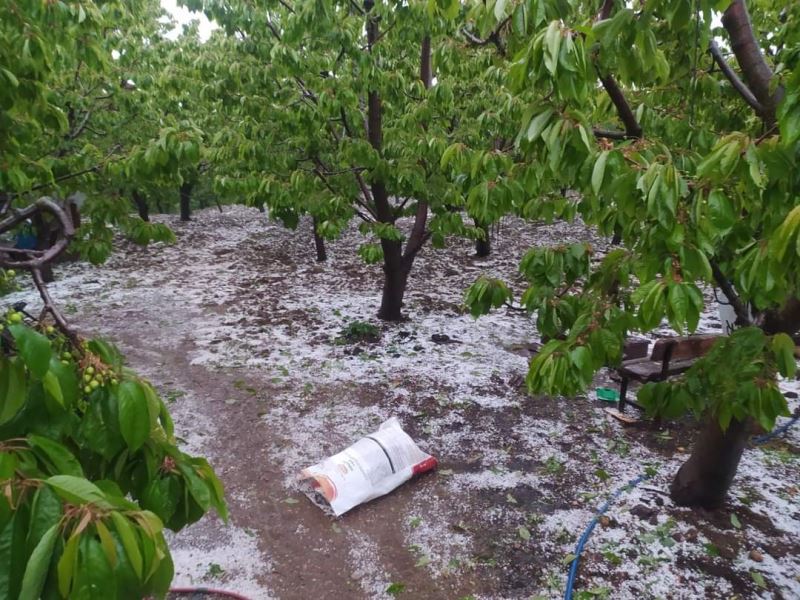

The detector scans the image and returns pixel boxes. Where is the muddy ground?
[6,206,799,600]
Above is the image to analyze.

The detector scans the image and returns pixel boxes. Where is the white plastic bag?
[300,417,437,516]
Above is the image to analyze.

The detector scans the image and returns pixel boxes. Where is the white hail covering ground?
[4,205,798,599]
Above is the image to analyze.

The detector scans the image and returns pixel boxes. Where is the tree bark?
[722,0,781,126]
[378,240,411,321]
[670,416,752,508]
[761,297,800,336]
[474,219,491,257]
[132,190,149,222]
[312,217,327,262]
[179,181,193,222]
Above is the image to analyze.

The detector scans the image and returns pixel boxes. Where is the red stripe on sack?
[412,457,438,475]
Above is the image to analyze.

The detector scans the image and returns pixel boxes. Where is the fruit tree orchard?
[1,0,799,595]
[182,0,800,505]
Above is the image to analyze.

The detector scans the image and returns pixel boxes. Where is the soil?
[6,206,799,600]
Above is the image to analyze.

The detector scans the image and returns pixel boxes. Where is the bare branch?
[461,16,511,57]
[598,75,643,139]
[592,127,635,140]
[32,268,77,340]
[0,197,76,270]
[709,40,765,114]
[67,110,93,141]
[277,0,295,14]
[710,259,752,327]
[597,0,615,20]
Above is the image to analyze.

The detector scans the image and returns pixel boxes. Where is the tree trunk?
[179,182,193,222]
[722,0,782,126]
[31,212,54,283]
[670,416,751,508]
[378,241,411,321]
[132,190,149,222]
[474,219,491,257]
[312,217,327,262]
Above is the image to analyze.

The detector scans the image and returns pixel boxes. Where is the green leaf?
[0,68,19,87]
[667,283,688,333]
[177,461,212,512]
[592,151,609,195]
[28,434,83,477]
[18,523,59,600]
[110,513,142,579]
[42,370,64,406]
[117,381,151,451]
[527,108,554,141]
[751,571,766,589]
[8,324,52,378]
[25,485,62,559]
[494,0,508,21]
[730,513,741,529]
[48,357,78,409]
[0,357,27,424]
[518,526,531,541]
[771,333,796,378]
[386,582,406,596]
[58,532,79,597]
[73,537,116,599]
[46,475,113,509]
[544,21,562,75]
[95,520,118,568]
[707,190,736,234]
[770,205,800,261]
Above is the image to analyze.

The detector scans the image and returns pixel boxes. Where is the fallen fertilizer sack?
[299,417,437,516]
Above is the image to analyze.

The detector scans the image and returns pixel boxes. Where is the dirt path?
[7,206,799,599]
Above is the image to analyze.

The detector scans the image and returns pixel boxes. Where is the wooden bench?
[616,334,719,413]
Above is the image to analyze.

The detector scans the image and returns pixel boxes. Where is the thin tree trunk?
[179,181,193,222]
[670,416,751,508]
[312,217,327,262]
[378,241,410,321]
[474,219,490,257]
[132,190,149,222]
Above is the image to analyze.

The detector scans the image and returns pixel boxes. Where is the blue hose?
[563,412,799,599]
[563,473,651,600]
[752,413,800,445]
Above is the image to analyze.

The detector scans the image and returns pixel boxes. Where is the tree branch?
[461,16,511,57]
[598,75,643,139]
[404,35,433,260]
[721,0,781,126]
[32,267,77,340]
[0,197,76,270]
[597,0,615,20]
[710,259,752,327]
[67,110,93,141]
[708,40,764,114]
[591,1,642,139]
[592,127,635,140]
